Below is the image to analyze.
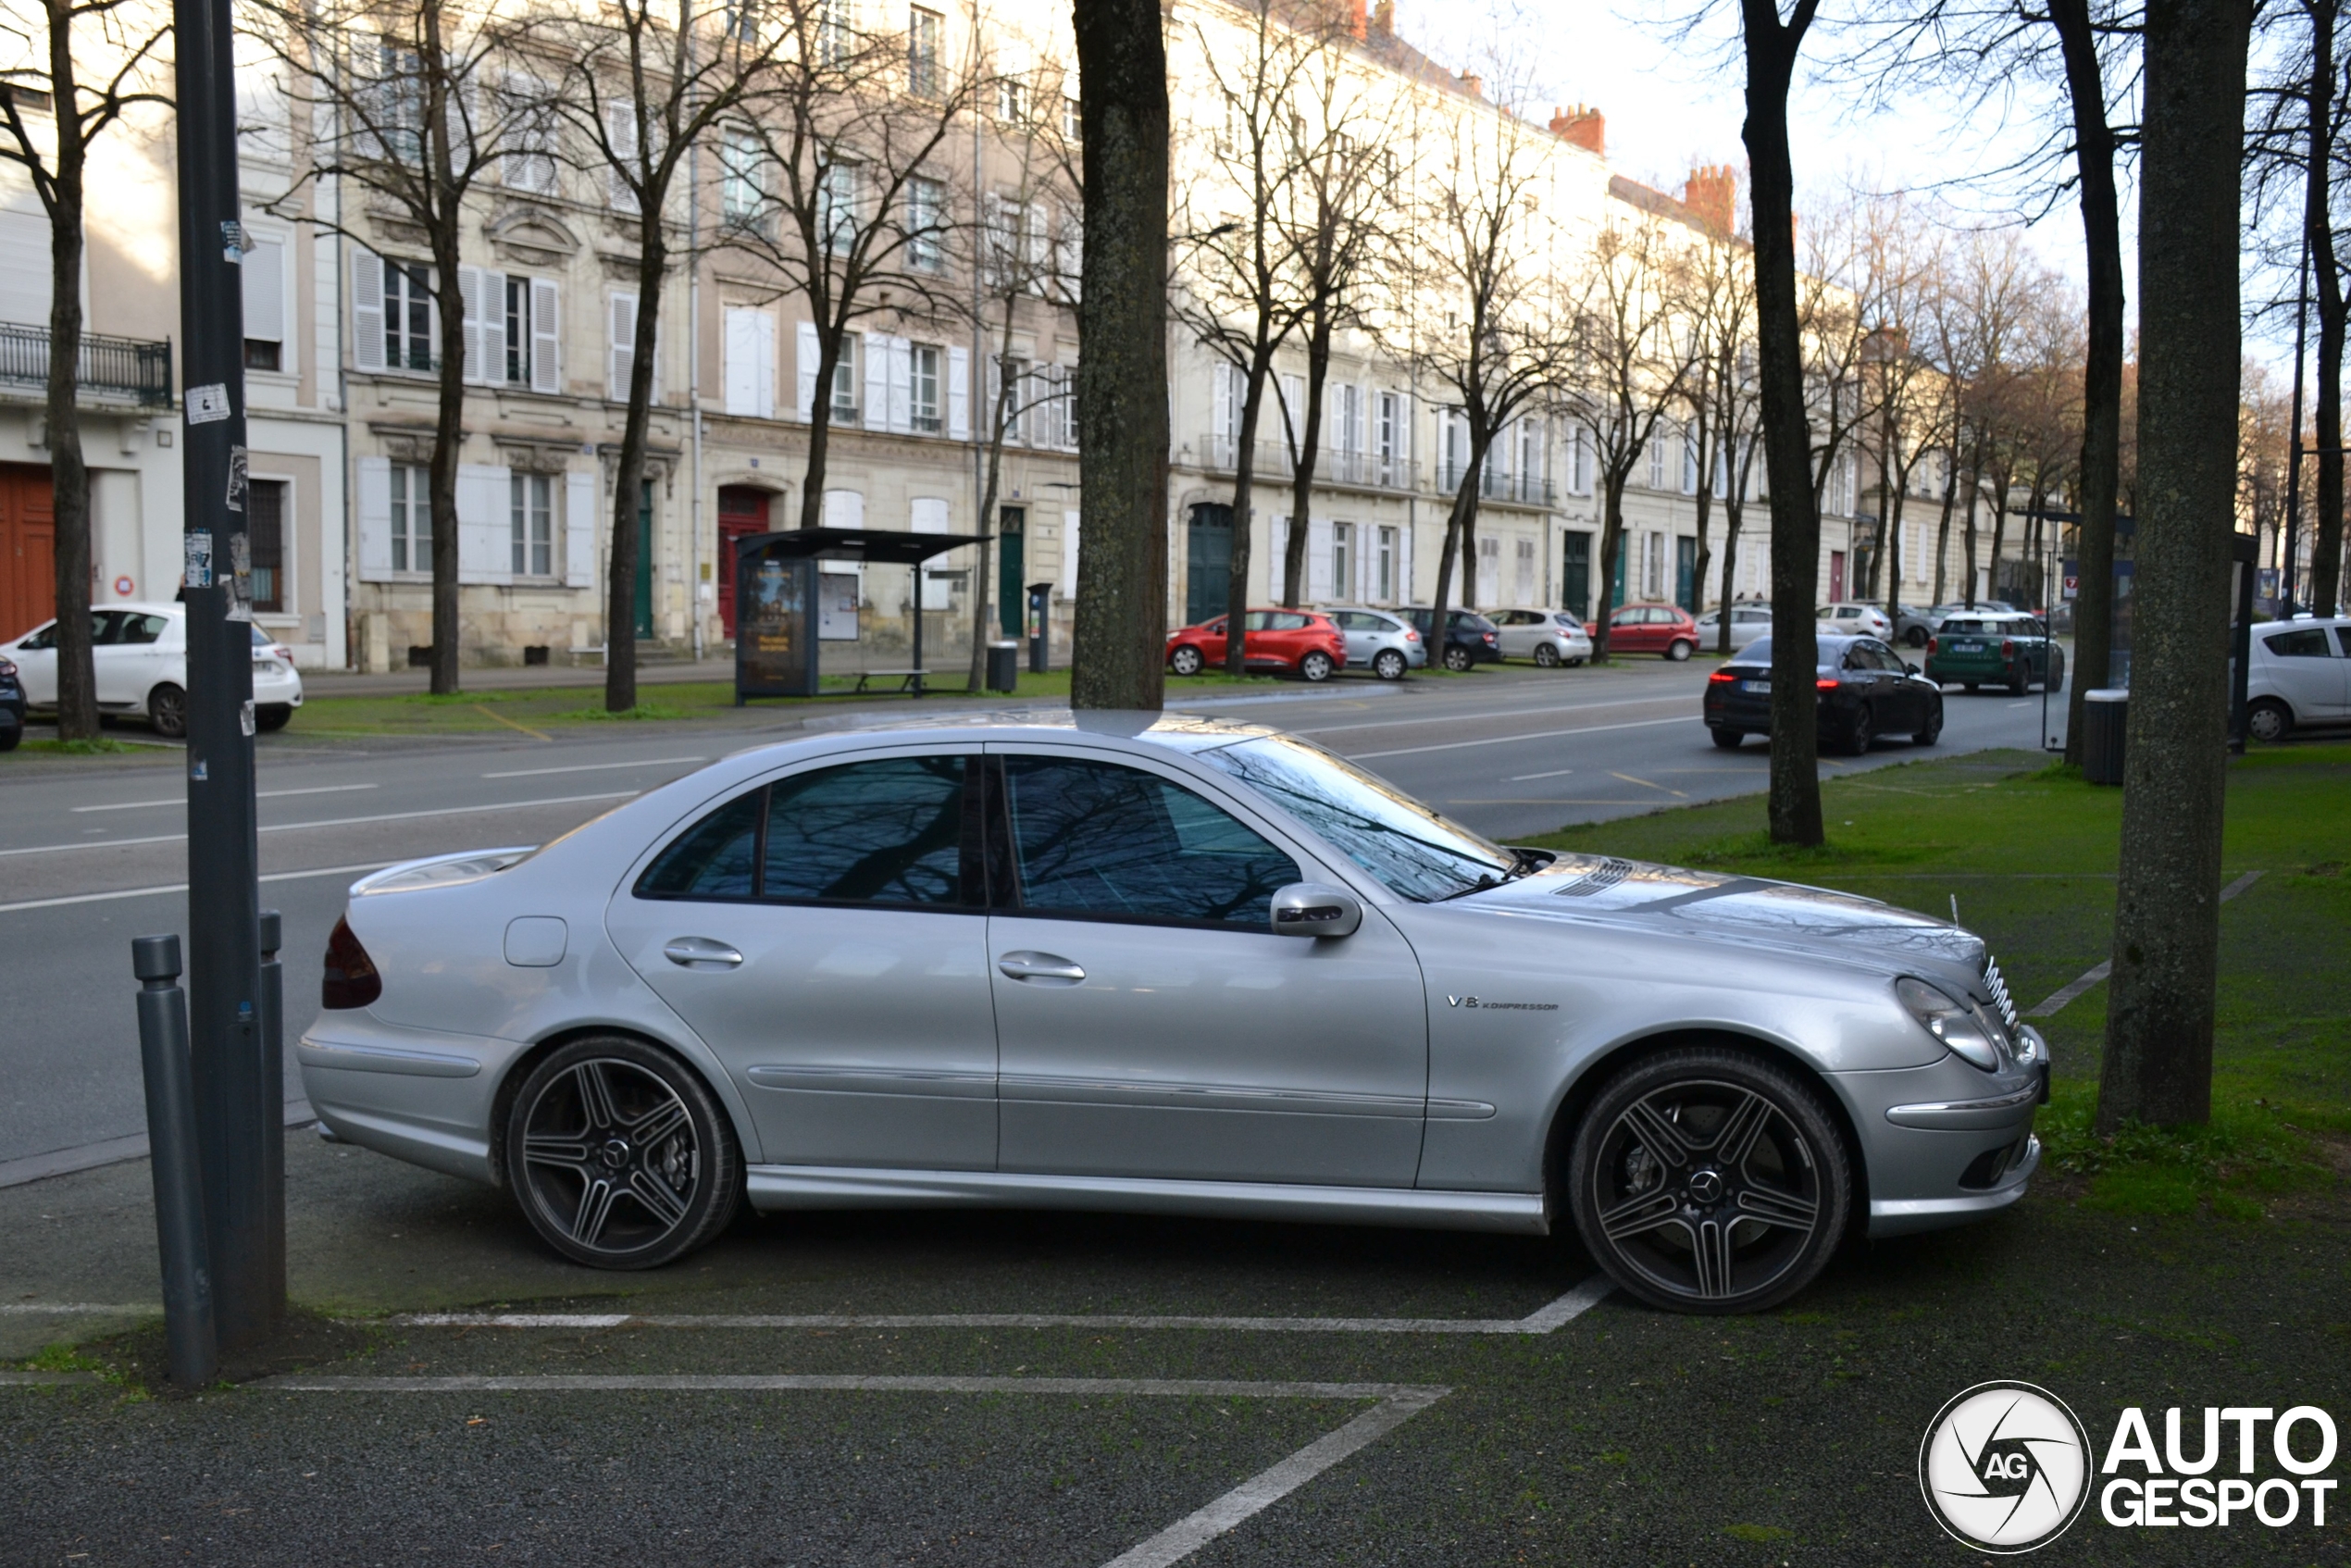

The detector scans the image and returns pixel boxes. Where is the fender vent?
[1553,857,1633,897]
[1982,953,2019,1031]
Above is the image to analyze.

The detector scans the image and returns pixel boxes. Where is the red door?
[1829,550,1846,604]
[0,463,55,642]
[715,486,773,637]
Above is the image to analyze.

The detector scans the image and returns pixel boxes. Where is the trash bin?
[2082,688,2127,785]
[986,641,1020,693]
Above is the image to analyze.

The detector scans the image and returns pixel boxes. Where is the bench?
[847,667,927,695]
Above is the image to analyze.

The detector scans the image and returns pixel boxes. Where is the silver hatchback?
[1325,607,1428,680]
[303,712,2046,1314]
[1490,608,1594,666]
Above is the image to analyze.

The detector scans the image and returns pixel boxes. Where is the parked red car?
[1585,602,1701,660]
[1166,609,1347,681]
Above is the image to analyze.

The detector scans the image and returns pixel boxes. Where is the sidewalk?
[300,656,740,697]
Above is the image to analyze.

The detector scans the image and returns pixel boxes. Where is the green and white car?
[1924,613,2065,694]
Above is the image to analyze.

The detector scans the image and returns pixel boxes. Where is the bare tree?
[249,0,541,693]
[1678,193,1751,628]
[1559,215,1700,662]
[1794,194,1889,591]
[0,0,167,738]
[1700,243,1767,653]
[1860,208,1947,620]
[550,0,790,712]
[2098,0,2250,1131]
[1067,0,1169,710]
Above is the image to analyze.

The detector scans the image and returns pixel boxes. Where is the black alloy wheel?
[505,1036,740,1269]
[1913,698,1943,746]
[1169,645,1204,677]
[1443,644,1474,673]
[147,683,188,740]
[1710,728,1744,749]
[1300,651,1335,682]
[1373,648,1407,681]
[1567,1047,1850,1313]
[1533,642,1562,668]
[1845,703,1874,755]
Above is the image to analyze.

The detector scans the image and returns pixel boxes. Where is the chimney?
[1347,0,1367,38]
[1682,164,1736,234]
[1371,0,1392,35]
[1459,71,1482,99]
[1549,104,1604,156]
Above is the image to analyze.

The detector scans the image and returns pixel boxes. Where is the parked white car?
[1323,607,1428,680]
[1695,603,1773,651]
[1818,603,1896,641]
[3,604,303,739]
[2245,616,2351,741]
[1488,608,1593,666]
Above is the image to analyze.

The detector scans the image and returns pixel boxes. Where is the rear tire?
[1961,682,1980,694]
[255,703,293,732]
[1443,644,1474,673]
[1374,648,1407,681]
[1906,626,1929,648]
[2046,652,2066,693]
[504,1035,741,1271]
[1533,643,1561,668]
[1665,639,1694,662]
[1710,728,1744,749]
[1566,1045,1851,1314]
[0,723,19,753]
[146,683,188,740]
[1845,704,1874,755]
[1299,651,1334,683]
[2008,666,2030,696]
[1169,645,1204,678]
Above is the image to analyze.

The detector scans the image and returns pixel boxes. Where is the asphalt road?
[0,655,2066,1169]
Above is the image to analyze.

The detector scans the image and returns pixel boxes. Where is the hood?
[1466,852,1991,989]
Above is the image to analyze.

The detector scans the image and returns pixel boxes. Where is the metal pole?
[131,935,217,1388]
[173,0,274,1350]
[2283,230,2311,611]
[257,910,286,1303]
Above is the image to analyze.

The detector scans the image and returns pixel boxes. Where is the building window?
[1063,95,1082,141]
[1330,522,1351,601]
[722,127,768,230]
[907,6,941,98]
[385,261,433,372]
[1514,537,1536,604]
[995,355,1026,442]
[1643,531,1664,600]
[906,175,945,272]
[818,160,861,254]
[249,479,287,613]
[911,342,941,432]
[1648,426,1667,491]
[511,471,554,578]
[243,340,281,371]
[1376,391,1405,485]
[1376,525,1396,601]
[815,0,853,66]
[1475,534,1500,606]
[831,339,858,422]
[996,75,1025,122]
[389,462,429,573]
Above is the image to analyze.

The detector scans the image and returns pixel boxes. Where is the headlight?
[1897,977,2004,1072]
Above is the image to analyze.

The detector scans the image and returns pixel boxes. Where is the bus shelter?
[733,526,979,704]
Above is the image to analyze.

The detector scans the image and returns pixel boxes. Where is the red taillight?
[1708,668,1737,683]
[1926,637,1937,655]
[321,915,382,1010]
[2001,639,2016,658]
[1816,678,1839,691]
[1405,629,1420,641]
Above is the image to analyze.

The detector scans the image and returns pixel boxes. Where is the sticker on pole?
[226,445,248,512]
[187,383,231,425]
[183,530,213,590]
[226,531,254,623]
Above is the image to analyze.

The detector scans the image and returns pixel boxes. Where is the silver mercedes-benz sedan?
[303,712,2046,1313]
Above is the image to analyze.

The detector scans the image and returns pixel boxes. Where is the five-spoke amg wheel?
[1567,1047,1849,1313]
[505,1036,740,1269]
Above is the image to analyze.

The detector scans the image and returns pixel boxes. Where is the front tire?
[1566,1046,1851,1314]
[504,1036,741,1270]
[1373,648,1407,681]
[1665,639,1694,662]
[1710,728,1744,749]
[1442,644,1474,673]
[1169,645,1204,678]
[146,683,188,740]
[1906,626,1929,648]
[1533,642,1562,668]
[1299,650,1334,683]
[1913,700,1943,746]
[2248,698,2292,743]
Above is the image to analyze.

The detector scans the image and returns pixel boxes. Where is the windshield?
[1199,735,1517,902]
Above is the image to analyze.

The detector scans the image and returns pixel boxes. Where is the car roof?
[723,708,1281,761]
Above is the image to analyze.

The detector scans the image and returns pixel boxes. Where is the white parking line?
[0,789,638,858]
[1507,767,1577,781]
[1295,692,1688,737]
[481,755,708,778]
[258,1372,1449,1568]
[2023,870,2266,1018]
[390,1278,1611,1336]
[1350,716,1689,760]
[72,783,379,812]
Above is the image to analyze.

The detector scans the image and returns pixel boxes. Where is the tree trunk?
[2096,0,2251,1133]
[428,221,466,697]
[1740,0,1824,847]
[967,332,1019,691]
[1932,444,1957,604]
[1224,357,1275,676]
[1595,471,1627,661]
[1716,496,1743,653]
[44,18,95,740]
[1427,441,1488,659]
[1986,470,2009,599]
[2308,0,2345,615]
[1282,307,1333,607]
[1960,441,1982,607]
[1883,403,1907,622]
[605,237,669,713]
[1691,392,1715,618]
[1069,0,1170,712]
[796,330,843,531]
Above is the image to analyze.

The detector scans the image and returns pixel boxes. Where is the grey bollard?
[131,934,218,1388]
[257,912,287,1312]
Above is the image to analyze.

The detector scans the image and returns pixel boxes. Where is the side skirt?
[744,1164,1551,1236]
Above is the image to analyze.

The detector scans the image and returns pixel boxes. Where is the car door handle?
[664,937,744,970]
[998,951,1085,985]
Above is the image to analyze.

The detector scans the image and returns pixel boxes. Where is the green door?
[1561,532,1590,619]
[1186,504,1233,626]
[633,481,654,639]
[1610,537,1627,611]
[998,507,1025,637]
[1675,536,1698,611]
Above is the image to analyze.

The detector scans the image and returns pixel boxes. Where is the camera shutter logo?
[1919,1381,2092,1552]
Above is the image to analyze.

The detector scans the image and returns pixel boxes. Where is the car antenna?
[1949,893,1960,927]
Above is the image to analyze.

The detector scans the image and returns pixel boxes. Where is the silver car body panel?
[1323,606,1429,673]
[299,711,2037,1248]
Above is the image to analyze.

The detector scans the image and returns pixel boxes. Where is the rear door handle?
[998,951,1085,985]
[664,937,744,970]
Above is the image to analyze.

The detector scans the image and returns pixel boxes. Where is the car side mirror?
[1270,882,1362,939]
[1904,661,1921,675]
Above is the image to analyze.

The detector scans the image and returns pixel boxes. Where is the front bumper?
[1830,1050,2044,1238]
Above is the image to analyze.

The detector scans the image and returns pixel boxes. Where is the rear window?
[2265,627,2334,657]
[1942,618,1984,634]
[1738,638,1773,664]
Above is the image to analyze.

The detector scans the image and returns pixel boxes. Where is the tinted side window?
[2335,627,2351,656]
[2266,628,2333,658]
[16,622,54,651]
[118,614,168,646]
[1270,612,1311,630]
[764,756,970,905]
[1001,756,1300,927]
[639,790,763,899]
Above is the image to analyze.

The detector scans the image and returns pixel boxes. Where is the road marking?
[474,703,554,741]
[0,1302,154,1315]
[387,1280,1611,1337]
[1295,693,1689,737]
[2023,870,2266,1018]
[1350,716,1690,760]
[0,789,639,858]
[71,783,379,813]
[1609,771,1686,797]
[482,755,708,778]
[1507,767,1576,780]
[0,862,397,916]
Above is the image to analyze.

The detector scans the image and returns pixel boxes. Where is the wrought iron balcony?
[0,320,174,407]
[1200,435,1420,492]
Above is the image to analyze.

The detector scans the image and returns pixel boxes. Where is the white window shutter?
[607,101,640,212]
[564,468,597,588]
[482,269,507,384]
[753,312,776,418]
[947,344,969,440]
[864,330,887,429]
[723,308,755,417]
[457,265,483,383]
[888,335,912,433]
[824,489,865,528]
[796,321,820,420]
[1308,517,1334,601]
[352,249,384,371]
[1213,363,1234,442]
[608,292,636,403]
[1059,507,1080,595]
[356,455,392,579]
[529,278,559,392]
[242,238,284,346]
[455,463,512,584]
[1399,521,1414,600]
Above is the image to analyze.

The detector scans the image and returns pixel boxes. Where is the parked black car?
[0,653,23,752]
[1703,634,1945,753]
[1400,606,1503,672]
